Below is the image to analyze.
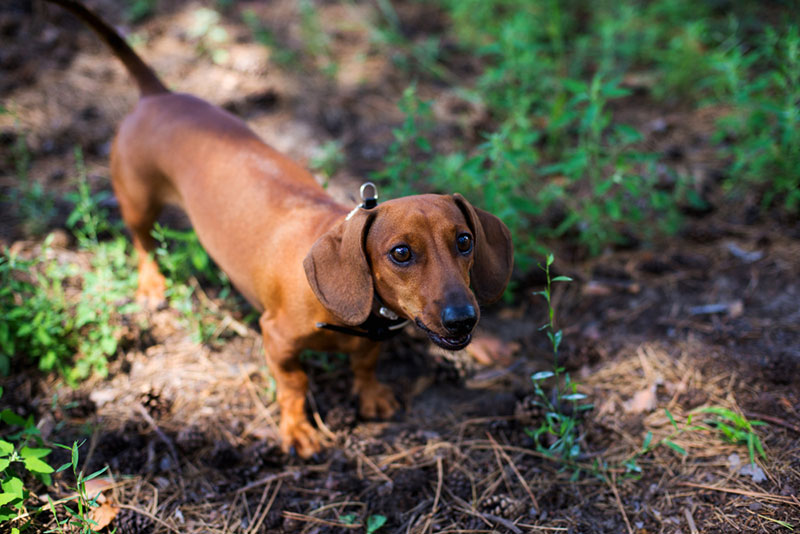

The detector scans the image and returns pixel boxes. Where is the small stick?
[684,507,699,534]
[134,404,181,476]
[282,511,361,529]
[607,473,634,534]
[487,433,540,513]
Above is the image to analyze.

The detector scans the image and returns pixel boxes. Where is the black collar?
[316,312,409,341]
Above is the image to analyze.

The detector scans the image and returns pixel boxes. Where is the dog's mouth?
[415,319,472,351]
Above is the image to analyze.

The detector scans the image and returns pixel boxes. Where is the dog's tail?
[45,0,168,96]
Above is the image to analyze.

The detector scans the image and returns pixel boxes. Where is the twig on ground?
[487,433,540,513]
[134,404,182,477]
[422,456,444,534]
[606,472,634,534]
[679,482,800,507]
[684,506,699,534]
[282,510,362,529]
[118,503,183,533]
[248,480,282,534]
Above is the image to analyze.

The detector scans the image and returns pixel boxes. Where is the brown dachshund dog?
[47,0,513,457]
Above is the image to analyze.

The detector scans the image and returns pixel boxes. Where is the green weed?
[694,406,767,465]
[298,0,338,79]
[125,0,156,22]
[717,26,800,212]
[47,441,109,533]
[0,148,137,383]
[373,0,797,260]
[623,406,767,477]
[151,223,239,346]
[339,512,387,533]
[309,140,345,185]
[0,389,55,524]
[188,8,229,65]
[241,9,300,67]
[526,254,591,468]
[372,85,435,198]
[7,124,55,237]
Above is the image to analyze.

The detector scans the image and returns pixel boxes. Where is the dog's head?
[303,194,513,350]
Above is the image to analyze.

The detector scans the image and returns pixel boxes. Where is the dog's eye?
[456,233,473,254]
[390,245,412,264]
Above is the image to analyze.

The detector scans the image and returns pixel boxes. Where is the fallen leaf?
[89,501,119,531]
[65,476,116,503]
[624,384,657,414]
[84,477,116,497]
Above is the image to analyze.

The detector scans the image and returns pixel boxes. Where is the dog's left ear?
[453,193,514,304]
[304,209,376,326]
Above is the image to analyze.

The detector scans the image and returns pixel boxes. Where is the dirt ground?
[1,1,799,533]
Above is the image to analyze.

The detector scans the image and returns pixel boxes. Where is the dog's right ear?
[304,209,376,326]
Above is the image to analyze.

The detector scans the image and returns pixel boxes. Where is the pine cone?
[115,508,154,534]
[446,470,472,501]
[480,494,524,519]
[138,388,171,419]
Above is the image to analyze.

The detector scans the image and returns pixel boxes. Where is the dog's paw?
[355,381,399,419]
[280,419,322,459]
[136,260,167,307]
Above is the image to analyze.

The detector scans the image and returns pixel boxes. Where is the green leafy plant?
[152,223,240,345]
[7,122,55,237]
[339,512,387,533]
[0,241,73,378]
[241,9,300,67]
[309,140,346,185]
[372,85,435,198]
[623,406,767,477]
[718,26,800,212]
[125,0,156,22]
[526,254,591,468]
[0,389,55,523]
[298,0,337,78]
[188,7,229,65]
[0,148,137,383]
[47,441,109,533]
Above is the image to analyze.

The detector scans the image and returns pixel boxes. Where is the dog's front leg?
[350,342,399,419]
[259,314,321,458]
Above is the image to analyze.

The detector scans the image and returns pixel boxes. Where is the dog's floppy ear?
[453,193,513,305]
[304,209,376,326]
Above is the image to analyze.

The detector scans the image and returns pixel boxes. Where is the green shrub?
[0,389,55,523]
[717,26,800,212]
[0,149,137,384]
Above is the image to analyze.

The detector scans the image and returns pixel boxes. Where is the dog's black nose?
[441,305,477,335]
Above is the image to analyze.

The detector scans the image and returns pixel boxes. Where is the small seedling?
[47,441,110,533]
[525,254,591,469]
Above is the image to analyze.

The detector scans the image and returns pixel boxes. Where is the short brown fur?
[47,0,513,457]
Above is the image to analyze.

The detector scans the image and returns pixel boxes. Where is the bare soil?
[1,1,798,533]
